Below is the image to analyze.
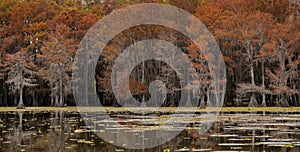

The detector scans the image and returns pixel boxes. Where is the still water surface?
[0,110,299,152]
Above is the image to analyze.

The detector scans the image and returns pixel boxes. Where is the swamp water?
[0,108,299,152]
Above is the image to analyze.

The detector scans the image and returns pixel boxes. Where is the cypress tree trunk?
[249,61,258,107]
[14,96,17,106]
[51,92,54,106]
[32,91,36,106]
[199,96,205,108]
[59,71,63,107]
[17,86,25,109]
[261,61,266,107]
[54,94,59,107]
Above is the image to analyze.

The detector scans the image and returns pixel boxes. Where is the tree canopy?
[0,0,299,107]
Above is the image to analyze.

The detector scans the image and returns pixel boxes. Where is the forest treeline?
[0,0,299,108]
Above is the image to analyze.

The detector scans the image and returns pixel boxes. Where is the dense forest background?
[0,0,299,107]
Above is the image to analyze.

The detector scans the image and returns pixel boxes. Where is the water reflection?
[0,110,299,151]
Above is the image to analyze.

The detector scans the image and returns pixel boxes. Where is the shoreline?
[0,107,299,112]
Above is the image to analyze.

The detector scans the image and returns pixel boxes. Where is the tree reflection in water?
[0,110,299,151]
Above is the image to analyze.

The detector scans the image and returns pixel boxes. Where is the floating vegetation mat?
[0,107,299,151]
